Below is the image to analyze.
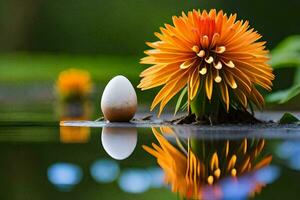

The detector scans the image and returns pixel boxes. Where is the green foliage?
[266,84,300,104]
[174,87,187,115]
[270,35,300,69]
[279,112,299,124]
[267,35,300,104]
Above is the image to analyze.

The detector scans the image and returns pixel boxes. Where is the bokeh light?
[118,169,152,193]
[219,166,280,199]
[147,167,164,188]
[276,140,300,170]
[47,163,83,192]
[90,159,120,183]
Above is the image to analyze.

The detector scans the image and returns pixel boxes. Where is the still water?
[0,123,300,200]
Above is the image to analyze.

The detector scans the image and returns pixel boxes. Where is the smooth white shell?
[101,127,137,160]
[101,75,137,122]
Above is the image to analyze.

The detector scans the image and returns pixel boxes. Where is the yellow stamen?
[205,56,214,64]
[215,46,226,54]
[207,175,214,185]
[192,45,200,53]
[228,154,237,170]
[215,70,222,83]
[214,168,221,178]
[210,152,219,170]
[225,140,229,157]
[199,67,207,75]
[197,50,205,57]
[214,61,222,69]
[231,168,237,176]
[215,76,222,83]
[232,82,237,89]
[225,60,235,68]
[243,138,247,154]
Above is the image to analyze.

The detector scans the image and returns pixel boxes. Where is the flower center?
[191,41,235,84]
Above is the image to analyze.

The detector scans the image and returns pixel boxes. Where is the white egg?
[101,127,137,160]
[101,75,137,122]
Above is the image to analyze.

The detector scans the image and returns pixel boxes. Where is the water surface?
[0,123,300,200]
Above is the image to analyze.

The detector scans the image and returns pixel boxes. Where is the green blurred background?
[0,0,299,121]
[1,0,299,54]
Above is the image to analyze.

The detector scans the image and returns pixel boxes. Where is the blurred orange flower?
[60,125,90,143]
[138,9,274,116]
[56,68,92,99]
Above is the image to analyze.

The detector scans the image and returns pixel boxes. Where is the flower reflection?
[143,127,275,199]
[101,127,137,160]
[215,166,279,200]
[60,125,90,143]
[47,163,83,192]
[58,101,92,120]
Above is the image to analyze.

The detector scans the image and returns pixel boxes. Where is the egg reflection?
[47,163,83,191]
[101,127,137,160]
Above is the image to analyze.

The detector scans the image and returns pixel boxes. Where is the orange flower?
[143,128,272,199]
[138,9,274,116]
[60,126,90,143]
[56,68,92,98]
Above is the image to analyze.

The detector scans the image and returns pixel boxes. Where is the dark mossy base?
[169,109,261,125]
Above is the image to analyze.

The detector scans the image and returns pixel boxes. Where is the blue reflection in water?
[90,159,120,183]
[289,155,300,170]
[118,169,152,193]
[276,141,300,159]
[220,166,280,200]
[221,177,252,200]
[276,140,300,170]
[147,167,164,188]
[254,166,280,184]
[47,163,83,191]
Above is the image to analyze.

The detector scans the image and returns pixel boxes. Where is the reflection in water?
[254,166,280,185]
[118,167,164,194]
[143,127,277,200]
[118,169,152,193]
[57,70,93,143]
[101,127,137,160]
[210,166,280,199]
[90,159,120,183]
[47,163,83,192]
[147,167,164,188]
[58,101,92,120]
[60,125,90,143]
[276,140,300,170]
